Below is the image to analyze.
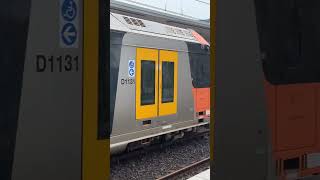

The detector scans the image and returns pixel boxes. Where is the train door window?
[161,62,174,103]
[159,50,178,116]
[141,61,156,105]
[136,48,158,120]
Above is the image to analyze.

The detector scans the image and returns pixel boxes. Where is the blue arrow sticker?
[62,0,77,21]
[129,69,135,77]
[61,23,77,46]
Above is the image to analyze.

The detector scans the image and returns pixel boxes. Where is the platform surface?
[187,169,210,180]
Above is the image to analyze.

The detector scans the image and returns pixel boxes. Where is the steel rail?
[156,157,210,180]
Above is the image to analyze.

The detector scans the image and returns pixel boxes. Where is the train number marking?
[36,54,79,72]
[121,78,135,85]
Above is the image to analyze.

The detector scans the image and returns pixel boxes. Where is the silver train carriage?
[110,12,211,154]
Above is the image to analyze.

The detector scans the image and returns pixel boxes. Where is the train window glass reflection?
[162,61,174,103]
[190,53,210,88]
[141,60,156,105]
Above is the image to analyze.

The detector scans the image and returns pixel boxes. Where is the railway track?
[156,157,210,180]
[110,132,209,180]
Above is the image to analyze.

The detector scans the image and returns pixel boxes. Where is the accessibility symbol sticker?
[61,23,77,46]
[128,60,135,77]
[129,60,135,69]
[62,0,77,21]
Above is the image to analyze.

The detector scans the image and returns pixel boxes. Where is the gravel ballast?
[111,135,210,180]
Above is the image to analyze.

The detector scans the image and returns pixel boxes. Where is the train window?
[141,60,156,105]
[255,0,320,84]
[110,30,125,134]
[199,55,210,86]
[162,61,174,103]
[186,43,210,88]
[189,53,210,88]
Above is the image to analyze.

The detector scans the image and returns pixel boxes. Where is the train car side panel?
[110,32,202,151]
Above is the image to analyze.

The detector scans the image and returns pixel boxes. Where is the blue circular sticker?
[129,61,135,68]
[129,69,135,77]
[62,0,77,22]
[61,23,77,46]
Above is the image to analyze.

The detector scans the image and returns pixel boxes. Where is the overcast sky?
[114,0,210,20]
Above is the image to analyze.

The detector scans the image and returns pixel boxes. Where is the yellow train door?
[136,48,178,120]
[159,50,178,116]
[136,48,159,120]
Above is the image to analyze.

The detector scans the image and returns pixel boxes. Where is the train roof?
[110,0,210,28]
[110,12,209,45]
